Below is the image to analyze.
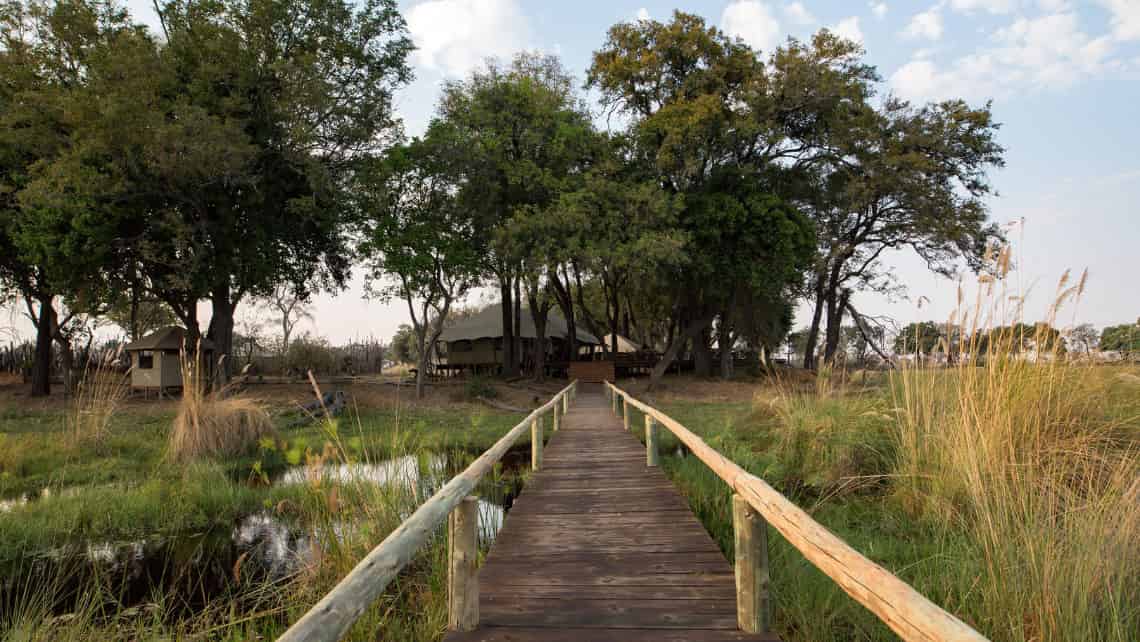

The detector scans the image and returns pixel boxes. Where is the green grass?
[0,390,534,641]
[621,365,1140,642]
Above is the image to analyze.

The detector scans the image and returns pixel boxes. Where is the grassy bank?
[0,380,535,640]
[0,389,523,555]
[623,362,1140,642]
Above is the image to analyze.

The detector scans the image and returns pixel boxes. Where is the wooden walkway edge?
[444,390,779,642]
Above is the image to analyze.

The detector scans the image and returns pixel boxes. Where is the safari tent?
[124,327,215,397]
[438,304,601,375]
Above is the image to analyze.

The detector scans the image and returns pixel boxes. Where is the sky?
[5,0,1140,344]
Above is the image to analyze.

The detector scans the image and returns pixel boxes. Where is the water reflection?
[0,448,528,619]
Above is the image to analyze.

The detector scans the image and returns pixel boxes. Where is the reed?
[68,348,129,447]
[892,251,1140,640]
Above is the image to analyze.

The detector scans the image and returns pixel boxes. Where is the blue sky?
[6,0,1138,344]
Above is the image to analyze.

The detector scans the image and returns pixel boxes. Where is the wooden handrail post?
[645,415,659,466]
[733,493,772,634]
[612,388,618,414]
[622,396,630,431]
[562,391,569,414]
[553,399,561,432]
[531,416,543,471]
[447,496,479,632]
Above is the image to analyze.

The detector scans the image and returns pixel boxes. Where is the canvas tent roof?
[440,304,601,345]
[124,326,215,352]
[601,333,642,353]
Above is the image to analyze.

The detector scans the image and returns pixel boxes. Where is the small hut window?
[138,351,155,369]
[451,340,472,353]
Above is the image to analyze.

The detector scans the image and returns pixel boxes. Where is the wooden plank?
[480,597,739,629]
[446,627,777,642]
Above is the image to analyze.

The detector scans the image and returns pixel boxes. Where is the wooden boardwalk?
[445,390,778,642]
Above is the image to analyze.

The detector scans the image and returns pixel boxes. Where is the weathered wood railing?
[604,381,989,642]
[277,380,579,642]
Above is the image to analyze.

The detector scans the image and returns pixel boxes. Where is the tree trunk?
[532,310,547,383]
[129,285,141,341]
[30,294,53,397]
[803,275,826,370]
[499,278,515,377]
[693,328,713,378]
[549,269,577,361]
[823,289,849,366]
[513,275,522,375]
[649,313,716,386]
[208,284,237,387]
[609,283,620,357]
[415,339,429,400]
[718,314,733,379]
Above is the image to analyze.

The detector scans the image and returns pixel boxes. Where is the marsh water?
[0,447,529,621]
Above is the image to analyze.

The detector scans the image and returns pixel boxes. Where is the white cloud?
[406,0,531,78]
[1099,0,1140,41]
[783,2,816,25]
[871,2,888,20]
[903,6,944,40]
[949,0,1018,13]
[890,11,1120,102]
[636,7,651,22]
[831,16,864,44]
[722,1,782,52]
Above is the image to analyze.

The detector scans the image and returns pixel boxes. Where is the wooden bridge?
[444,387,771,641]
[278,381,989,642]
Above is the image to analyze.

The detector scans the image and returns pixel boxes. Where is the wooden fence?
[276,380,578,642]
[604,381,989,642]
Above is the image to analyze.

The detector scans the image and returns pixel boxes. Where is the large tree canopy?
[429,53,596,376]
[588,11,824,381]
[5,0,413,384]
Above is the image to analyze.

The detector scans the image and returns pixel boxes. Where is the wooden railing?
[277,380,579,642]
[604,381,989,642]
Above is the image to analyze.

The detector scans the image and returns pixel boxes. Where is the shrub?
[464,376,497,400]
[169,349,275,462]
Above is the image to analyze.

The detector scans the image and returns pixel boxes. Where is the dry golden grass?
[68,349,130,446]
[169,349,275,462]
[893,248,1140,641]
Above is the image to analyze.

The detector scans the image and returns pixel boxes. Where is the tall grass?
[68,349,130,447]
[170,348,275,462]
[893,252,1140,640]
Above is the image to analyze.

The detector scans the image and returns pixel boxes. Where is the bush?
[463,376,497,400]
[169,351,275,462]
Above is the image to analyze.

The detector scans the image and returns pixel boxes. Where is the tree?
[894,321,945,355]
[390,324,418,365]
[543,135,683,362]
[0,0,140,395]
[1100,323,1140,356]
[105,295,177,341]
[263,285,314,359]
[795,94,1005,368]
[588,13,830,384]
[432,53,595,376]
[11,0,413,386]
[360,137,481,398]
[972,323,1065,356]
[1069,323,1099,356]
